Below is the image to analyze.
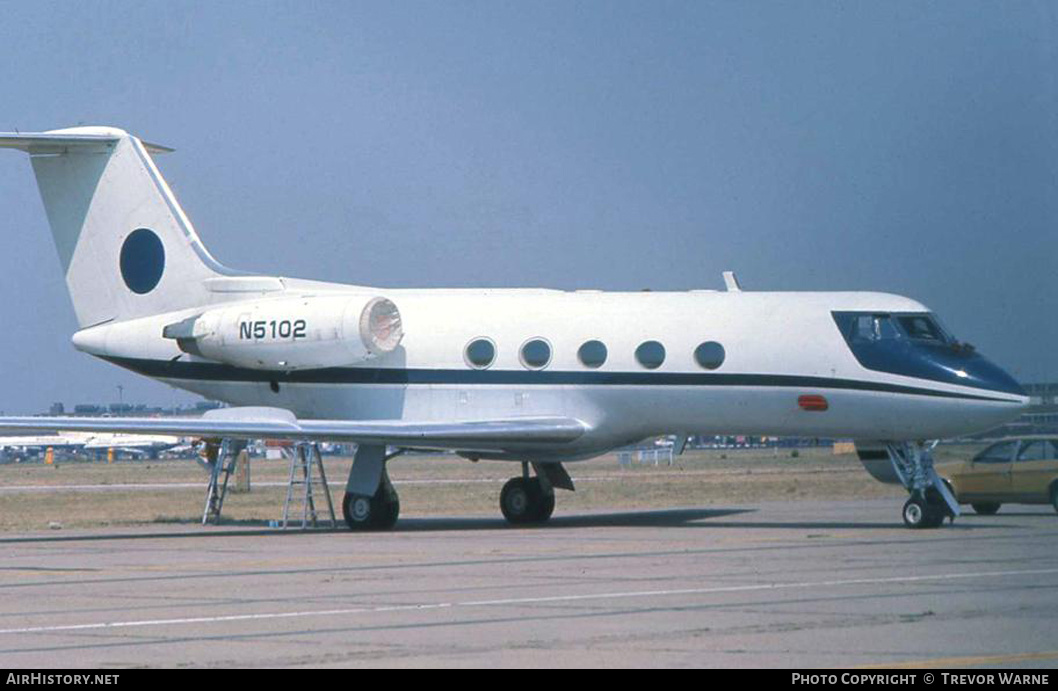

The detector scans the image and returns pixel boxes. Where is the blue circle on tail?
[119,228,165,294]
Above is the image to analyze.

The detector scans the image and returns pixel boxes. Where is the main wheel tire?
[371,493,400,530]
[971,502,1001,516]
[1050,486,1057,515]
[376,491,399,529]
[342,491,400,531]
[501,478,535,524]
[342,492,376,530]
[500,477,554,524]
[534,493,556,522]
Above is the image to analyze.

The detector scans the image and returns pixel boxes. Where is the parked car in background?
[943,437,1058,515]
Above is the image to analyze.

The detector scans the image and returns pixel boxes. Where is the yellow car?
[944,437,1058,515]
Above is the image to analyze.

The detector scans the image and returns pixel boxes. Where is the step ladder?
[282,442,337,529]
[202,439,247,525]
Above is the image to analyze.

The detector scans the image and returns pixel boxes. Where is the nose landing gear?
[887,442,960,529]
[901,490,949,529]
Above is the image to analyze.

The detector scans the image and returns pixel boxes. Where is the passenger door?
[1010,440,1058,502]
[958,441,1017,500]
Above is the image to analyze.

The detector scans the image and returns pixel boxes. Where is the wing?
[0,406,588,454]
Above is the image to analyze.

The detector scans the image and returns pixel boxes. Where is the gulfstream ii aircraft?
[0,127,1028,530]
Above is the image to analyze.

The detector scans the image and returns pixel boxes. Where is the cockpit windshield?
[831,310,1023,395]
[896,315,951,343]
[838,312,953,346]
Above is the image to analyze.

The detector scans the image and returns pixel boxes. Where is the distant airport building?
[1021,382,1058,432]
[976,382,1058,438]
[49,400,223,419]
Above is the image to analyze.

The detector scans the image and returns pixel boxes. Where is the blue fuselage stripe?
[100,356,1018,403]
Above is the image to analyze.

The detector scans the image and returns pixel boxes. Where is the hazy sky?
[0,1,1055,414]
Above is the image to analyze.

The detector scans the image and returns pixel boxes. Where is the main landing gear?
[886,441,960,529]
[342,465,400,530]
[339,449,575,530]
[341,445,401,531]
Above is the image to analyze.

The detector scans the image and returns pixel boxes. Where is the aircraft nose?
[925,349,1028,436]
[946,348,1026,401]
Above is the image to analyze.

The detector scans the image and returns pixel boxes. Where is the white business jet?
[0,127,1028,529]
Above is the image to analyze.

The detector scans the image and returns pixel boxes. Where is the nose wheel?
[902,495,947,529]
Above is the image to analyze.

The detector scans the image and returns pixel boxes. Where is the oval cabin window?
[577,340,608,369]
[694,341,725,370]
[465,338,496,369]
[635,341,666,370]
[520,338,552,370]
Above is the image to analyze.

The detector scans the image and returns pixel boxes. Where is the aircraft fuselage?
[71,282,1026,462]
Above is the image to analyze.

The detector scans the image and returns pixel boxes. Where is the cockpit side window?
[845,314,900,343]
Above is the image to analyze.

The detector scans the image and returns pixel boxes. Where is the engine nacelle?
[164,294,403,370]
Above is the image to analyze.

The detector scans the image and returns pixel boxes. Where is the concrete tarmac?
[0,500,1056,668]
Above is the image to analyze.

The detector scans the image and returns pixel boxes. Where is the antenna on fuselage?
[722,271,742,292]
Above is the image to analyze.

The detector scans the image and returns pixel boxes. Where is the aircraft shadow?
[0,506,1033,544]
[394,507,753,532]
[0,508,752,543]
[963,510,1058,518]
[395,512,1016,533]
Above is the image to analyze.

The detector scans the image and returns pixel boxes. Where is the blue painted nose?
[937,347,1025,398]
[839,330,1025,398]
[832,311,1027,403]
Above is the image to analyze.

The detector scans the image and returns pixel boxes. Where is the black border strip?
[101,356,1019,403]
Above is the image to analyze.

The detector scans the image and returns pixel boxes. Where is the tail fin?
[0,126,233,327]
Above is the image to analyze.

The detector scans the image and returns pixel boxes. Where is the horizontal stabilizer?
[0,129,173,155]
[0,407,588,453]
